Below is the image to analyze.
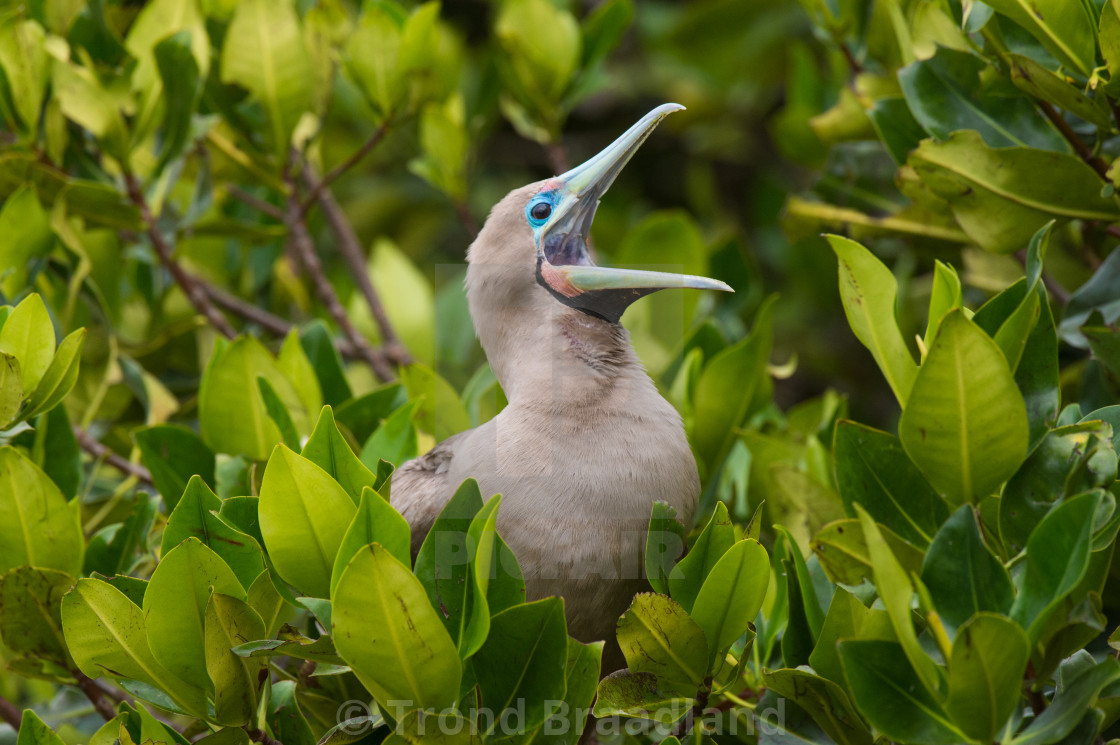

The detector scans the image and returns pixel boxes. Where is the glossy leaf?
[899,309,1029,505]
[983,0,1097,76]
[0,293,54,396]
[333,543,461,711]
[811,518,924,586]
[204,592,266,726]
[920,505,1014,639]
[833,420,948,546]
[134,425,216,512]
[330,486,410,596]
[144,537,245,692]
[0,566,74,665]
[258,444,357,598]
[0,446,83,576]
[945,613,1030,742]
[302,406,377,503]
[1010,656,1120,745]
[616,593,708,690]
[668,501,734,612]
[827,235,917,404]
[645,501,687,595]
[592,670,694,724]
[763,668,872,745]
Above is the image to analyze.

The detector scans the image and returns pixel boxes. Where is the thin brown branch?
[1037,100,1110,179]
[284,185,397,382]
[838,40,863,74]
[124,174,238,339]
[300,171,412,367]
[455,200,480,241]
[1106,224,1120,241]
[1014,249,1071,306]
[672,677,713,737]
[545,141,570,175]
[246,727,284,745]
[0,694,21,730]
[76,672,118,721]
[299,120,393,214]
[74,426,155,486]
[228,186,285,221]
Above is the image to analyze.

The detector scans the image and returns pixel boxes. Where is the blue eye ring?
[526,192,556,227]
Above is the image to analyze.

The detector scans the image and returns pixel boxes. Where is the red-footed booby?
[394,104,732,664]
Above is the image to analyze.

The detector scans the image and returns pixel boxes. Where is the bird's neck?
[475,301,653,409]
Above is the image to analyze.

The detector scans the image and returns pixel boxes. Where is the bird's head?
[467,104,732,325]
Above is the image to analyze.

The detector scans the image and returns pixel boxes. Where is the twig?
[76,672,118,721]
[1036,101,1111,180]
[74,426,155,487]
[1013,249,1071,306]
[228,186,285,221]
[299,120,393,214]
[284,184,397,382]
[1106,224,1120,241]
[838,41,863,74]
[672,677,713,737]
[455,200,480,240]
[246,727,284,745]
[545,141,570,175]
[124,174,238,339]
[0,694,20,730]
[300,171,412,367]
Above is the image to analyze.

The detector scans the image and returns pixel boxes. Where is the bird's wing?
[392,429,470,557]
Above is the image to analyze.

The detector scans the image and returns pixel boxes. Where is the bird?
[393,104,732,667]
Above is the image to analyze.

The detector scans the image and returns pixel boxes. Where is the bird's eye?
[530,202,552,221]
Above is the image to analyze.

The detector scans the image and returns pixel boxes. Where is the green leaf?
[133,425,216,512]
[0,188,52,298]
[999,421,1117,553]
[0,353,20,427]
[162,476,265,590]
[152,31,202,175]
[259,444,357,598]
[300,321,352,407]
[473,597,569,735]
[808,587,885,687]
[303,406,377,502]
[924,260,962,351]
[592,669,694,724]
[833,420,949,546]
[61,577,205,716]
[199,336,308,461]
[17,709,64,745]
[945,613,1030,742]
[144,537,246,692]
[898,46,1064,150]
[257,376,300,451]
[267,680,317,745]
[921,506,1014,639]
[1016,285,1061,447]
[645,501,688,597]
[333,543,462,711]
[910,131,1120,254]
[330,486,410,596]
[617,593,708,690]
[691,539,770,669]
[811,518,925,586]
[36,405,81,500]
[0,566,74,665]
[0,293,54,396]
[1010,491,1100,642]
[220,0,312,159]
[1010,656,1120,745]
[204,592,266,726]
[343,2,404,118]
[826,235,917,404]
[899,309,1029,505]
[855,506,942,697]
[762,668,873,745]
[535,638,603,745]
[0,20,48,137]
[838,639,965,745]
[402,363,471,443]
[1008,54,1113,130]
[0,446,83,576]
[335,382,405,444]
[1060,248,1120,349]
[690,297,774,470]
[983,0,1097,76]
[361,400,420,468]
[668,501,734,613]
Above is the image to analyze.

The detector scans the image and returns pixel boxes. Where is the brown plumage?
[392,106,731,669]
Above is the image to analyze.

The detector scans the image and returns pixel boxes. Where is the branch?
[299,120,393,214]
[228,186,285,221]
[299,171,412,367]
[124,174,238,339]
[74,426,155,487]
[545,141,569,175]
[246,727,285,745]
[454,200,480,240]
[0,694,20,730]
[1036,101,1111,180]
[75,672,118,721]
[284,184,397,382]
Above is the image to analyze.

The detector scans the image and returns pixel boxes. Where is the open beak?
[535,103,733,323]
